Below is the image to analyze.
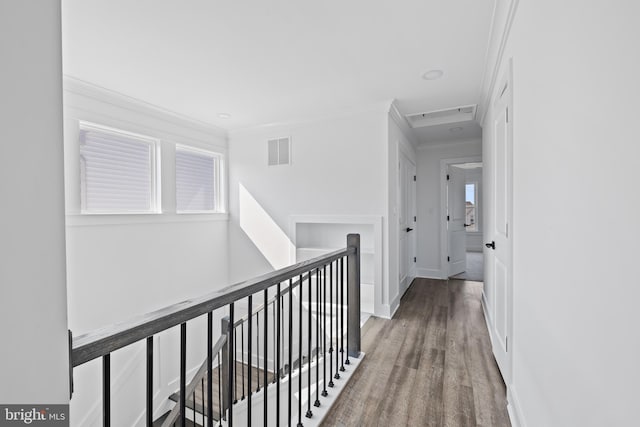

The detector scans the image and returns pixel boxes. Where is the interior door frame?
[488,61,514,384]
[440,156,483,279]
[398,142,417,294]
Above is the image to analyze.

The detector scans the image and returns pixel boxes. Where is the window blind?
[79,124,157,213]
[176,147,218,212]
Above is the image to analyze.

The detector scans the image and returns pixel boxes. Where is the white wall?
[227,107,393,316]
[481,1,640,426]
[0,0,70,404]
[62,79,231,425]
[415,139,482,278]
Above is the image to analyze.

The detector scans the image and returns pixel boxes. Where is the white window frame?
[175,144,226,214]
[79,121,161,215]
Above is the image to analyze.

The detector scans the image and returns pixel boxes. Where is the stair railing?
[70,234,361,427]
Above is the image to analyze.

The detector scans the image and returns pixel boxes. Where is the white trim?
[440,156,483,278]
[64,75,227,139]
[288,215,384,317]
[507,385,527,427]
[66,212,229,227]
[477,0,520,125]
[388,100,419,149]
[416,268,444,280]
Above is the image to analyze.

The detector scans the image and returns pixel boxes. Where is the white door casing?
[447,165,467,277]
[399,149,417,293]
[489,65,514,382]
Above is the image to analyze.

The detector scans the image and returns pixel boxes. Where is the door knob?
[485,241,495,250]
[406,227,413,232]
[463,223,471,227]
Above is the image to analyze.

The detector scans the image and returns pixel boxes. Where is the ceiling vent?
[406,104,477,128]
[268,137,291,166]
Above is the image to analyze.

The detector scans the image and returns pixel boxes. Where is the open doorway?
[444,160,484,282]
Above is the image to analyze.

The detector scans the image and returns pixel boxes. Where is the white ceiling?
[62,0,495,135]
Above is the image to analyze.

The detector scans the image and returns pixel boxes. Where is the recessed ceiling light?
[422,69,444,80]
[217,113,231,119]
[449,127,464,132]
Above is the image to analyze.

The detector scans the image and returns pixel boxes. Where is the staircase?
[70,234,362,427]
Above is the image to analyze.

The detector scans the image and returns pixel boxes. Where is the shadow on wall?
[229,184,296,283]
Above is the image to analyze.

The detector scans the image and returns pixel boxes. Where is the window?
[175,145,224,213]
[79,122,160,214]
[465,182,478,232]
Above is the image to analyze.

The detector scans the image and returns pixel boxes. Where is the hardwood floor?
[320,278,510,427]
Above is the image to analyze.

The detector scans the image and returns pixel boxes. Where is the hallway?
[321,278,509,427]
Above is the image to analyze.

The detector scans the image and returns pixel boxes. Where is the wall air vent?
[268,137,291,166]
[405,104,477,129]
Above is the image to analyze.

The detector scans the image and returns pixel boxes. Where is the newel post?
[347,233,361,358]
[221,316,231,422]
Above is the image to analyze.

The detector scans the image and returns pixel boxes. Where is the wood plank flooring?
[320,278,510,427]
[168,361,275,423]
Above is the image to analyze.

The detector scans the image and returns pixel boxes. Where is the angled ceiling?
[62,0,495,133]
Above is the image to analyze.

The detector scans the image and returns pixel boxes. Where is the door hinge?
[413,175,416,181]
[447,215,450,221]
[413,216,416,222]
[413,257,416,263]
[446,174,450,181]
[447,256,450,262]
[506,107,509,123]
[506,336,508,352]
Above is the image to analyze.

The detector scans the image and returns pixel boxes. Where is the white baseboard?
[507,385,527,427]
[416,268,444,279]
[377,304,390,319]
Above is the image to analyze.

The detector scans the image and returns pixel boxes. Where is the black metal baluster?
[297,275,303,427]
[276,283,281,426]
[257,311,260,393]
[180,323,187,427]
[288,278,293,427]
[193,389,196,425]
[228,303,234,427]
[346,256,350,366]
[241,322,245,400]
[233,326,238,404]
[273,300,276,384]
[207,313,213,427]
[329,262,334,388]
[306,271,313,419]
[340,257,345,372]
[248,296,253,426]
[264,289,268,424]
[218,353,222,427]
[314,268,320,407]
[103,354,110,427]
[335,260,341,379]
[146,336,153,427]
[321,264,328,397]
[201,377,205,426]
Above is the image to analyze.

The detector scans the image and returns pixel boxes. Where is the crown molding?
[477,0,520,125]
[63,75,228,140]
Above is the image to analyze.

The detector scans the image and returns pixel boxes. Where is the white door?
[399,150,417,292]
[489,72,513,379]
[447,165,467,276]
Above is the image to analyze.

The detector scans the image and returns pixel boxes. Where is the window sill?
[66,212,229,227]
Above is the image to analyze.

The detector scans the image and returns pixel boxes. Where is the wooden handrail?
[72,247,354,367]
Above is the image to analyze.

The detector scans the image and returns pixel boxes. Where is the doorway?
[441,158,484,282]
